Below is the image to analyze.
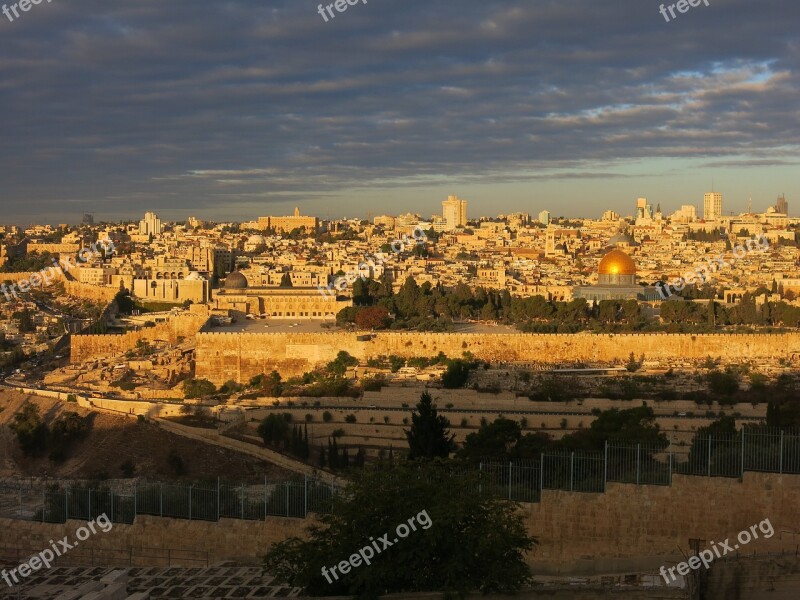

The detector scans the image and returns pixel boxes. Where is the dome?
[608,231,639,247]
[247,235,266,245]
[598,248,636,276]
[224,271,248,290]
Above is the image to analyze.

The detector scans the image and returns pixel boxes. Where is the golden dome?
[598,248,636,276]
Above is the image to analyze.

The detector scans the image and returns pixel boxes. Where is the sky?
[0,0,798,225]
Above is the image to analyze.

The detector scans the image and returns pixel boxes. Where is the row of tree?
[336,275,800,332]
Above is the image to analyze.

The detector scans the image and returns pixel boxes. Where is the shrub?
[183,378,216,399]
[120,459,136,477]
[167,449,185,476]
[345,414,357,424]
[322,411,333,423]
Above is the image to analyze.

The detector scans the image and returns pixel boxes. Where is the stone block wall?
[195,331,800,385]
[71,313,208,363]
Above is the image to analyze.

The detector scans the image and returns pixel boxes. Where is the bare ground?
[0,390,294,483]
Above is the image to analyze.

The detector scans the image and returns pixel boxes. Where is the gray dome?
[224,271,248,290]
[608,232,639,247]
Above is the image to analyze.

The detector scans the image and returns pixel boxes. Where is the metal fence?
[0,476,336,525]
[1,428,798,523]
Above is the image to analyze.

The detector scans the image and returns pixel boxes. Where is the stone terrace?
[0,565,303,599]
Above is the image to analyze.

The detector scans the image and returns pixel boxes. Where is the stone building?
[133,272,210,304]
[213,270,350,318]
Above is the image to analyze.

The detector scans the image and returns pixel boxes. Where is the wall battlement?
[195,330,800,384]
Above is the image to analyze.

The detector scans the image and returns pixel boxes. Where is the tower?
[442,195,468,230]
[703,192,722,221]
[545,226,556,257]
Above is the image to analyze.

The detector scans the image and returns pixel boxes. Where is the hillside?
[0,390,294,483]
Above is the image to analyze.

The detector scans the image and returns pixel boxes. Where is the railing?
[0,428,798,523]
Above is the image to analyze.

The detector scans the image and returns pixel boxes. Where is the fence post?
[286,482,290,517]
[42,487,45,522]
[134,482,137,519]
[111,491,114,523]
[88,488,92,519]
[264,476,267,520]
[570,453,574,492]
[478,462,483,496]
[304,475,308,517]
[65,486,69,521]
[539,453,544,496]
[508,462,512,500]
[217,477,220,521]
[189,485,193,520]
[780,430,784,474]
[241,483,245,520]
[603,441,608,492]
[160,483,163,518]
[636,444,641,485]
[707,436,712,477]
[669,445,673,486]
[741,428,745,476]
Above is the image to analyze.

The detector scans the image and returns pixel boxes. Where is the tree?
[354,306,391,330]
[707,369,740,398]
[263,461,535,597]
[458,417,522,461]
[258,413,292,447]
[183,378,216,399]
[48,412,89,462]
[562,405,667,452]
[9,403,48,456]
[326,351,358,377]
[441,359,474,388]
[405,392,456,459]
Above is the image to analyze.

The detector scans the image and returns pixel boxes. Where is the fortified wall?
[195,331,800,384]
[71,312,208,363]
[64,280,120,303]
[0,270,118,303]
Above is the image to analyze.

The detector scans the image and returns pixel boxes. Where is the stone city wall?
[71,313,208,363]
[64,280,120,304]
[195,331,800,384]
[0,270,119,304]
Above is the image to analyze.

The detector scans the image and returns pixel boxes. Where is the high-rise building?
[139,211,163,236]
[775,194,789,215]
[602,210,620,222]
[538,210,551,226]
[636,198,648,220]
[441,195,468,230]
[703,192,723,221]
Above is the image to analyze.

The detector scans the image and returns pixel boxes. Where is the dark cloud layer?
[0,0,797,222]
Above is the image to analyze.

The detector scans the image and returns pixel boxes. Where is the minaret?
[294,206,300,217]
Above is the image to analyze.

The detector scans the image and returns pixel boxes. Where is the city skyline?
[9,189,792,228]
[0,0,797,223]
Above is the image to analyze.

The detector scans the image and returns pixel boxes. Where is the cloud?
[0,0,797,221]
